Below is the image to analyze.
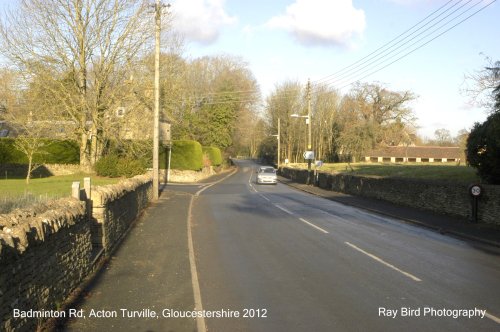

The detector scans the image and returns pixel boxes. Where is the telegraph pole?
[153,0,163,200]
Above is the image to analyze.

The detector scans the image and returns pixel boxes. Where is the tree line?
[260,81,418,164]
[0,0,261,170]
[0,0,498,184]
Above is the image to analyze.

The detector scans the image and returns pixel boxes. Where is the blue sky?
[171,0,500,139]
[1,0,498,138]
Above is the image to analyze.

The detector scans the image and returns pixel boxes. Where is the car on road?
[256,166,277,185]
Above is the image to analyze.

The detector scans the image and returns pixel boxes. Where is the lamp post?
[271,118,281,169]
[291,113,312,184]
[291,79,312,184]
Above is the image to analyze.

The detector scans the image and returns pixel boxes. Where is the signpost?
[468,184,482,223]
[303,151,315,160]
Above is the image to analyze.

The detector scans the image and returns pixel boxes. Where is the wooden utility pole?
[153,0,162,200]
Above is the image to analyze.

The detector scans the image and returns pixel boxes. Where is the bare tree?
[311,84,341,161]
[462,56,500,113]
[3,109,52,184]
[13,125,49,184]
[0,0,156,169]
[265,81,304,163]
[433,128,453,146]
[349,82,417,147]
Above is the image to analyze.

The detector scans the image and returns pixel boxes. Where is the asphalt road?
[191,159,500,332]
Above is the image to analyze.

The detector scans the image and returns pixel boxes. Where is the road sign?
[469,184,482,197]
[303,151,314,160]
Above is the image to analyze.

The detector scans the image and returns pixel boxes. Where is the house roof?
[366,146,462,159]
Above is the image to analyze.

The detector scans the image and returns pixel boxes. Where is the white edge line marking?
[187,168,237,332]
[187,195,206,332]
[299,218,329,234]
[485,311,500,324]
[345,241,422,282]
[196,168,237,196]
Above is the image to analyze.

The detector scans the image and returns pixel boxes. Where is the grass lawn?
[0,173,121,213]
[287,162,480,183]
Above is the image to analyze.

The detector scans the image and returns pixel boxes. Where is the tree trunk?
[26,155,32,184]
[80,131,92,171]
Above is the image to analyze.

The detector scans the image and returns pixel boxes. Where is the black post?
[307,159,312,185]
[468,184,482,223]
[471,196,478,223]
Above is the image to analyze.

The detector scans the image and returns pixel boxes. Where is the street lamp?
[290,80,313,184]
[291,114,312,184]
[271,118,281,168]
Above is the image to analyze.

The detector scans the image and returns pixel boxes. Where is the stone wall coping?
[91,174,152,206]
[0,198,86,259]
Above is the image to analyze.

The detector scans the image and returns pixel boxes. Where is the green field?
[287,162,480,183]
[0,174,121,213]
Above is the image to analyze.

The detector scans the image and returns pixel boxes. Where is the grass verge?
[287,162,480,183]
[0,173,121,214]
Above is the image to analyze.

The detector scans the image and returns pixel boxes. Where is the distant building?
[365,146,463,163]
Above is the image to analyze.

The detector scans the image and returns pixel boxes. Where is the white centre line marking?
[259,194,270,202]
[485,311,500,324]
[345,241,422,282]
[274,204,294,215]
[299,218,329,234]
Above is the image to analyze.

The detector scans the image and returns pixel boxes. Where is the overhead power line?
[312,0,497,92]
[169,0,495,106]
[314,0,478,88]
[312,0,458,85]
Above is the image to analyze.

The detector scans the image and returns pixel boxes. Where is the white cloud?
[171,0,237,44]
[265,0,366,47]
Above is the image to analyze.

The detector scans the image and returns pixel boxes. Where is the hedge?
[0,138,80,164]
[202,146,223,166]
[169,140,203,171]
[466,111,500,184]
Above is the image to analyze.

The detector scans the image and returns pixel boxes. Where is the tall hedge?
[466,112,500,184]
[202,146,223,166]
[0,138,79,164]
[170,140,203,171]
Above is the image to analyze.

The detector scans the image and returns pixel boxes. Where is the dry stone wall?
[280,167,500,226]
[91,174,153,253]
[0,174,153,331]
[0,199,90,331]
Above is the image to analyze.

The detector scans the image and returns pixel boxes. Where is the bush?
[94,155,121,177]
[117,158,147,178]
[202,146,223,166]
[466,112,500,184]
[95,154,147,178]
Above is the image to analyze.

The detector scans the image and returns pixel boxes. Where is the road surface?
[191,159,500,331]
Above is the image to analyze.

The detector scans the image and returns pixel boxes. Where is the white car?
[256,166,277,185]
